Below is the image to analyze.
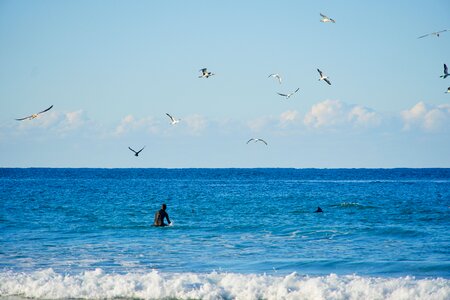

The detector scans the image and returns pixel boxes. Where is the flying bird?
[199,68,215,78]
[166,113,180,125]
[440,64,449,79]
[15,105,53,121]
[247,138,268,145]
[277,88,300,99]
[320,13,335,23]
[418,29,448,39]
[317,69,331,85]
[128,146,145,157]
[268,73,282,84]
[446,87,450,93]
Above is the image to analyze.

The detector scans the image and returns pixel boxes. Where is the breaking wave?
[1,269,449,300]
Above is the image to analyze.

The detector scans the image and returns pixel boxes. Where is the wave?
[1,269,449,300]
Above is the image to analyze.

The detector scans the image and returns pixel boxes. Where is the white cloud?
[183,114,208,135]
[304,100,344,128]
[401,102,450,132]
[304,100,381,129]
[348,105,381,127]
[247,116,272,132]
[59,110,90,132]
[279,110,300,127]
[114,115,160,136]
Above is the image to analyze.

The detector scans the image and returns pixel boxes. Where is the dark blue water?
[1,168,449,299]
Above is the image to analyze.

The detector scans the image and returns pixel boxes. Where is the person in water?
[154,203,171,226]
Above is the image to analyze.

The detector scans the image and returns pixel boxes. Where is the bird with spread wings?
[15,105,53,121]
[128,146,145,157]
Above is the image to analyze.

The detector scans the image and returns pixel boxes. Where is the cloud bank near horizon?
[2,100,449,142]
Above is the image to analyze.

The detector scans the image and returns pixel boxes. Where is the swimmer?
[154,203,171,226]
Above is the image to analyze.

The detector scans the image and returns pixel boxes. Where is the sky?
[0,0,449,168]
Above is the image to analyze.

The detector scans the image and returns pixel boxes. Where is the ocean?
[1,168,449,299]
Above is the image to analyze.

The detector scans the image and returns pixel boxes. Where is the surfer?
[315,206,323,213]
[154,203,171,226]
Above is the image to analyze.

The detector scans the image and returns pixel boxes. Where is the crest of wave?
[1,268,449,300]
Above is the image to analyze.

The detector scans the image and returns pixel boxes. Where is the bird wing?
[444,64,448,74]
[437,30,448,34]
[330,18,336,23]
[136,146,145,154]
[247,138,255,144]
[166,113,174,122]
[324,78,331,85]
[317,69,323,76]
[320,13,327,18]
[258,139,268,145]
[277,93,288,97]
[15,115,32,121]
[294,88,300,94]
[417,33,430,39]
[128,147,137,153]
[37,105,53,115]
[199,68,207,74]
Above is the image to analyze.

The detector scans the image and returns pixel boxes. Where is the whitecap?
[1,269,449,300]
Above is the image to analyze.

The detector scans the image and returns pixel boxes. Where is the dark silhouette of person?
[315,206,323,213]
[154,203,171,226]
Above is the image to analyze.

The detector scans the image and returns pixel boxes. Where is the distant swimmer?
[315,206,323,213]
[154,203,171,226]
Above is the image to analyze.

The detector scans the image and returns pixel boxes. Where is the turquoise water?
[1,168,449,299]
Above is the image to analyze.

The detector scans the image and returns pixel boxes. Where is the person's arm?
[165,212,171,224]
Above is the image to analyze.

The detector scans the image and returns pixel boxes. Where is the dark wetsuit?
[154,209,171,226]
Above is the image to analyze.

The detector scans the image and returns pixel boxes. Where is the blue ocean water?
[1,168,449,299]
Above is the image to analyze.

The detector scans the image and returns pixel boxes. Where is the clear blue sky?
[1,0,449,168]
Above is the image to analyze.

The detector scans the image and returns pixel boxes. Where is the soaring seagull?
[128,146,145,157]
[199,68,215,78]
[320,13,335,23]
[268,73,282,84]
[166,113,180,125]
[277,88,300,99]
[317,69,331,85]
[418,29,448,39]
[247,138,268,145]
[440,64,449,79]
[15,105,53,121]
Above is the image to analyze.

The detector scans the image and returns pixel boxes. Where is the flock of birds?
[14,14,449,158]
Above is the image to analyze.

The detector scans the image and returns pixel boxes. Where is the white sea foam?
[1,269,449,300]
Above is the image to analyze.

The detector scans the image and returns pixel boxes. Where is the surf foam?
[1,269,449,300]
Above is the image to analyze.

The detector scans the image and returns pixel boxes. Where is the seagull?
[446,87,450,93]
[317,69,331,85]
[277,88,300,99]
[440,64,449,79]
[15,105,53,121]
[268,73,282,84]
[320,13,335,23]
[166,113,180,125]
[418,29,448,39]
[128,146,145,157]
[247,138,268,145]
[199,68,215,78]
